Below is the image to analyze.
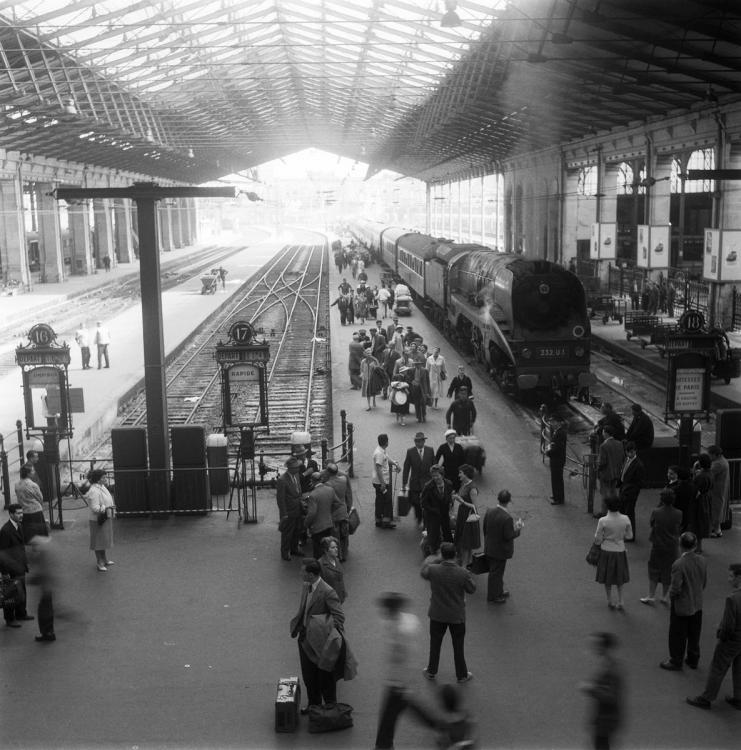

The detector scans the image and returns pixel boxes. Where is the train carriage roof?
[397,233,443,260]
[435,242,494,265]
[381,227,419,246]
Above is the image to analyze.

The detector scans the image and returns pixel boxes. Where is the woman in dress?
[640,489,682,606]
[593,496,632,610]
[15,466,48,541]
[453,464,480,567]
[354,291,367,324]
[317,536,346,603]
[360,345,381,410]
[389,367,412,426]
[86,468,116,572]
[426,347,447,408]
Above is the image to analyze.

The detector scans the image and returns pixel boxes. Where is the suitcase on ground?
[275,677,301,733]
[467,552,489,575]
[397,489,410,517]
[456,435,486,473]
[307,702,354,733]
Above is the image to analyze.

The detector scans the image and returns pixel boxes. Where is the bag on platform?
[0,577,18,607]
[397,488,410,517]
[348,507,361,535]
[467,552,489,575]
[721,501,733,532]
[586,543,602,566]
[307,702,354,733]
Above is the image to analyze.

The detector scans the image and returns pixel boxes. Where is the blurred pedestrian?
[579,632,624,750]
[27,535,57,642]
[483,489,524,604]
[317,536,346,603]
[15,466,48,542]
[594,497,632,610]
[433,683,477,749]
[641,489,682,606]
[374,592,429,750]
[86,469,115,572]
[421,542,476,683]
[453,465,480,568]
[686,563,741,710]
[348,333,364,389]
[660,532,706,672]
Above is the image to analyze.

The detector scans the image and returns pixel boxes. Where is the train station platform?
[0,230,274,466]
[1,238,739,750]
[590,305,741,411]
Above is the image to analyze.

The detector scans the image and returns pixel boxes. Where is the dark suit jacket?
[625,413,654,450]
[290,578,345,638]
[403,446,435,491]
[669,551,707,616]
[420,559,476,624]
[276,471,303,518]
[483,506,520,560]
[547,426,567,466]
[619,456,646,492]
[0,520,27,576]
[435,442,466,484]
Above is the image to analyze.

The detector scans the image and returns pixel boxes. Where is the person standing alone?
[483,490,524,604]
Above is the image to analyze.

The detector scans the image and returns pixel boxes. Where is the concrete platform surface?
[0,237,739,750]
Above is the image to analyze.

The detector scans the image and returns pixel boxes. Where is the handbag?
[97,510,108,526]
[586,543,602,566]
[397,488,410,517]
[466,505,481,523]
[467,552,489,575]
[348,507,360,535]
[307,702,354,733]
[440,370,447,380]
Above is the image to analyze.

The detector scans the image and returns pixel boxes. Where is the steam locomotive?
[349,222,593,398]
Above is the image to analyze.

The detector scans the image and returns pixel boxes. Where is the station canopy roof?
[1,1,740,185]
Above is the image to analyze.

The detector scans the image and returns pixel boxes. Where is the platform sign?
[636,225,670,269]
[704,229,720,280]
[719,230,741,281]
[590,223,600,260]
[667,352,710,418]
[228,364,260,382]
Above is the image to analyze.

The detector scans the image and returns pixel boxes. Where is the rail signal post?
[53,183,236,510]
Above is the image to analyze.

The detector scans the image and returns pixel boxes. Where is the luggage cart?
[588,295,627,324]
[200,271,219,294]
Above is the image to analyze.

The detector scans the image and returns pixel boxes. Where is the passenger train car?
[348,220,593,397]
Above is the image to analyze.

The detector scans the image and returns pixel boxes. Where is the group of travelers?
[75,320,112,370]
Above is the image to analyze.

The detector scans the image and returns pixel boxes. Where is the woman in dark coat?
[641,489,682,606]
[420,466,453,555]
[665,465,693,528]
[317,536,346,603]
[688,454,713,553]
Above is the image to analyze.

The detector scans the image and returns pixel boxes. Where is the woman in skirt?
[453,464,480,567]
[640,489,682,605]
[594,496,633,610]
[86,468,116,572]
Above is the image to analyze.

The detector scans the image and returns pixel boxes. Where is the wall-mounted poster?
[719,230,741,282]
[590,223,600,260]
[703,229,719,280]
[636,225,650,268]
[598,223,616,260]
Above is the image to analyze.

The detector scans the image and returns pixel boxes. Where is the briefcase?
[275,677,301,733]
[467,552,489,575]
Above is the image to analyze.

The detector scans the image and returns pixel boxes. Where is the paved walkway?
[0,241,738,749]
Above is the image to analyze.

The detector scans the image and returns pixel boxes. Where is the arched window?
[577,165,598,196]
[616,162,634,195]
[672,149,715,193]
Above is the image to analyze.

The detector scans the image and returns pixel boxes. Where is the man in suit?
[402,432,435,526]
[290,558,345,711]
[660,532,707,671]
[276,458,304,561]
[687,563,741,710]
[547,415,568,505]
[420,542,476,683]
[446,365,473,399]
[594,402,625,443]
[324,463,353,562]
[304,474,338,559]
[0,504,34,627]
[597,425,624,515]
[483,490,524,603]
[625,403,654,452]
[618,441,646,541]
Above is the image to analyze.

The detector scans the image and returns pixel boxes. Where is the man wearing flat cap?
[403,432,435,527]
[276,457,304,561]
[435,429,466,491]
[687,563,741,710]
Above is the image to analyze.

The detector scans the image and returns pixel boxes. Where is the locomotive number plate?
[536,346,568,358]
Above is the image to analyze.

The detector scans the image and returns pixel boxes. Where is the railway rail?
[85,238,331,470]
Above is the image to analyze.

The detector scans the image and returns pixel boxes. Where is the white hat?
[445,429,457,438]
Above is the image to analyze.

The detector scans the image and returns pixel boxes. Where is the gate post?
[321,438,328,468]
[340,409,347,457]
[347,422,354,478]
[16,419,24,463]
[0,434,10,509]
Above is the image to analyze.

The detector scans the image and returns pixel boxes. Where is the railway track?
[86,238,331,468]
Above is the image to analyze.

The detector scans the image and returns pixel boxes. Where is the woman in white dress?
[426,346,447,408]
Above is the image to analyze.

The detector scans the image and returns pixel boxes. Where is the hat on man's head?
[292,447,308,457]
[445,429,457,438]
[414,432,426,441]
[285,457,300,469]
